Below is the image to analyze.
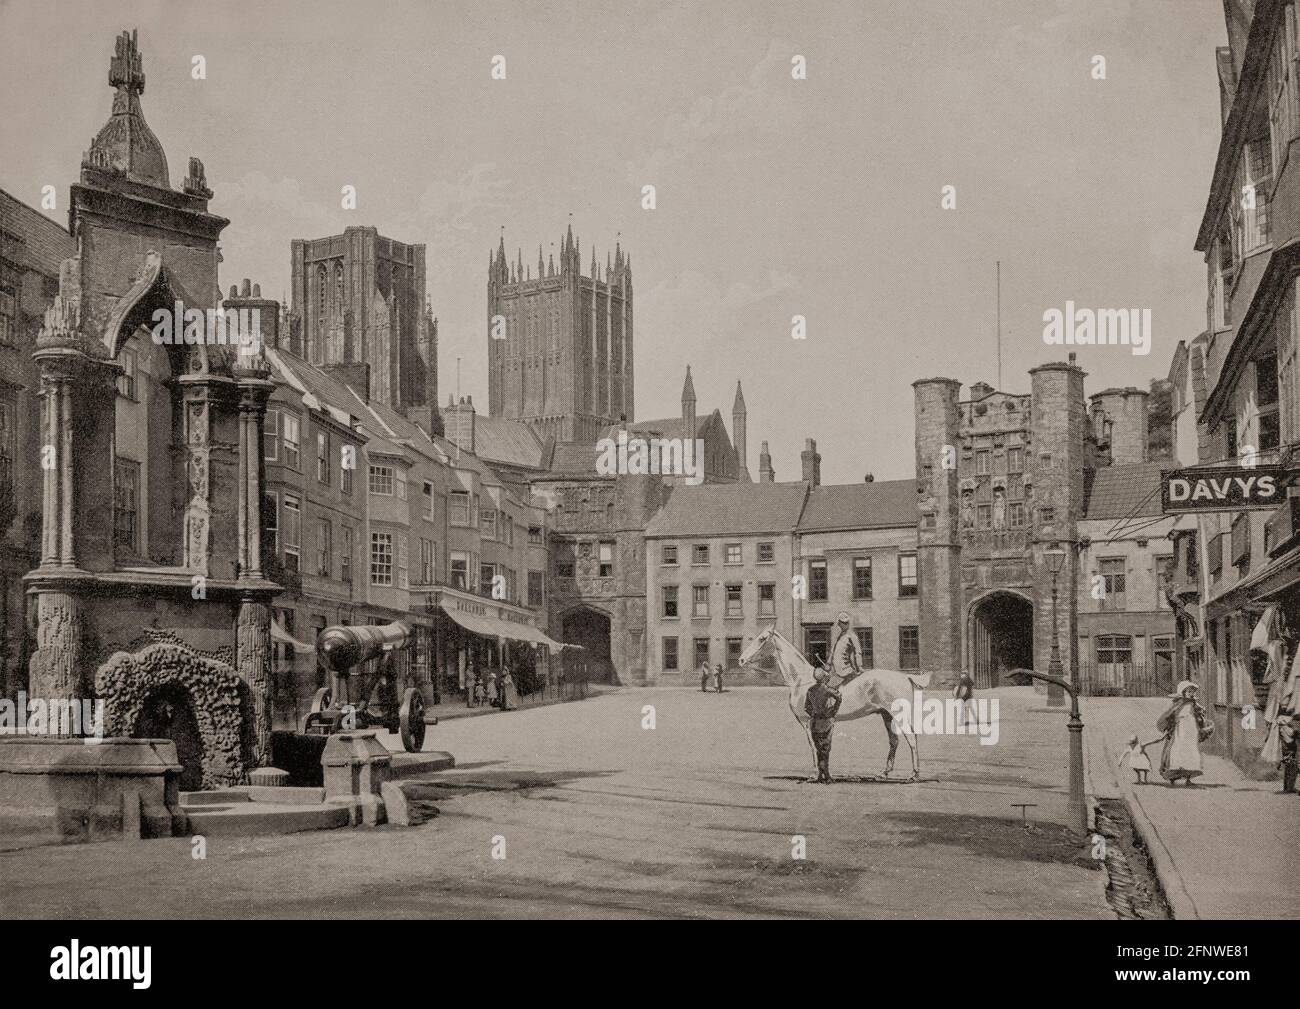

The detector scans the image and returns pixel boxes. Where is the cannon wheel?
[302,687,333,733]
[400,688,426,752]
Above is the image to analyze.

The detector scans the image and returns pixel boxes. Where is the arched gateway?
[967,590,1034,688]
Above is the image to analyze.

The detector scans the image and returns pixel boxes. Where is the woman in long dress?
[1156,680,1213,786]
[500,667,518,711]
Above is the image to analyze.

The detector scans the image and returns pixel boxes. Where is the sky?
[0,0,1226,484]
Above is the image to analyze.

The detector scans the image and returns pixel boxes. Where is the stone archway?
[967,590,1034,688]
[559,606,614,683]
[95,642,247,789]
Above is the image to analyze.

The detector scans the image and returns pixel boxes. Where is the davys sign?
[1161,466,1289,513]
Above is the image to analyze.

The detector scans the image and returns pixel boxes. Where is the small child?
[1118,733,1156,784]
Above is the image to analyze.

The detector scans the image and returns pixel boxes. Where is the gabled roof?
[438,410,545,470]
[1081,463,1166,521]
[645,482,807,538]
[265,348,366,431]
[797,479,917,532]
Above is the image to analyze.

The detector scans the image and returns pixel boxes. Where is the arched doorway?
[969,591,1034,688]
[136,685,205,791]
[560,607,613,683]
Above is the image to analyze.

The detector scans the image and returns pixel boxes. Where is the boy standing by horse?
[805,665,843,783]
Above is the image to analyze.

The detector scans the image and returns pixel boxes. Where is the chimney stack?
[759,440,774,483]
[800,438,821,488]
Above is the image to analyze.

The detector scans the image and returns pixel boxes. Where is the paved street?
[0,686,1111,919]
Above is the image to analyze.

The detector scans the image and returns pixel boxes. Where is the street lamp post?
[1020,667,1088,835]
[1044,545,1067,707]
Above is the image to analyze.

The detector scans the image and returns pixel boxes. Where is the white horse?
[739,625,928,780]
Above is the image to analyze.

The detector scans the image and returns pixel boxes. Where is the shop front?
[420,587,564,702]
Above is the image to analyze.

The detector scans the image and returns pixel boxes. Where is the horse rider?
[805,665,843,783]
[827,611,864,688]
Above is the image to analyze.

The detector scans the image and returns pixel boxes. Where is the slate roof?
[645,482,808,538]
[0,189,74,277]
[545,441,606,476]
[438,409,545,470]
[797,479,917,531]
[1081,462,1166,520]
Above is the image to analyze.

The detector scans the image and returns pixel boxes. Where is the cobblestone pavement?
[0,687,1110,919]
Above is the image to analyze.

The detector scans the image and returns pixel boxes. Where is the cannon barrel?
[317,620,411,674]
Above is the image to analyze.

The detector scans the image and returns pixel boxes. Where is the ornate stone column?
[234,372,275,765]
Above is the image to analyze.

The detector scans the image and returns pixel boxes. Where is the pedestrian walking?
[953,670,977,728]
[804,666,842,783]
[714,662,725,693]
[1156,679,1214,786]
[1117,733,1160,785]
[700,661,711,692]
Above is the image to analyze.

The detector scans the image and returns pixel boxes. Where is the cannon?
[301,620,432,752]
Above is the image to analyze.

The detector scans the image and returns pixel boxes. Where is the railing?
[1076,663,1173,698]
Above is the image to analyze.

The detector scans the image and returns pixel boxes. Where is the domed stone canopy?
[83,29,170,189]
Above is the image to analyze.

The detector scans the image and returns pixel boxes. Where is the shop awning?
[439,602,566,650]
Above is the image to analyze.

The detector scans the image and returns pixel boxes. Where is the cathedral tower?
[487,224,632,443]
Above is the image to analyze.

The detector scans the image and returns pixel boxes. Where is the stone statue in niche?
[992,486,1007,530]
[960,487,975,529]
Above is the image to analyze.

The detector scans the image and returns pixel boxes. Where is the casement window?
[693,638,710,669]
[397,535,408,588]
[809,559,828,601]
[852,557,872,599]
[450,491,471,526]
[726,638,743,669]
[117,347,138,400]
[725,584,743,617]
[264,493,279,555]
[1256,351,1281,452]
[282,495,301,571]
[692,543,709,565]
[341,445,354,494]
[420,538,435,585]
[423,481,435,520]
[317,519,331,577]
[1099,557,1126,610]
[370,531,394,586]
[395,469,407,500]
[450,551,469,589]
[113,457,140,552]
[757,542,775,564]
[0,283,14,346]
[369,465,394,496]
[692,584,709,617]
[1096,634,1133,671]
[758,582,776,617]
[528,570,544,608]
[857,629,874,669]
[480,563,497,595]
[1007,446,1024,473]
[898,553,918,597]
[599,541,614,577]
[724,543,742,565]
[662,585,679,618]
[662,637,679,671]
[661,544,678,566]
[480,508,498,539]
[899,626,920,670]
[976,450,991,475]
[263,410,279,461]
[282,414,301,470]
[316,430,330,484]
[529,525,543,545]
[1008,501,1026,528]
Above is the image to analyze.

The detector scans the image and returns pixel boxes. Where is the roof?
[545,441,607,476]
[645,482,807,538]
[1082,463,1166,521]
[0,189,75,277]
[439,410,545,470]
[797,479,917,531]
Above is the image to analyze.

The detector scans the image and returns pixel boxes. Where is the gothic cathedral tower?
[487,223,633,444]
